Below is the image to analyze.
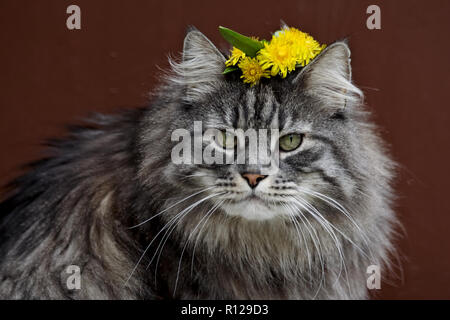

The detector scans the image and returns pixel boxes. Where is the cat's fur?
[0,28,398,299]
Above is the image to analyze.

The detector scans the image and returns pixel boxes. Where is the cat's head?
[163,28,364,221]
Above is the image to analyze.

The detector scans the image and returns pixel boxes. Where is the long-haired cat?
[0,28,397,299]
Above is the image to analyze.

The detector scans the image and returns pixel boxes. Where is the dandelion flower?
[287,28,326,66]
[238,57,270,86]
[258,27,325,77]
[225,47,246,67]
[258,36,298,78]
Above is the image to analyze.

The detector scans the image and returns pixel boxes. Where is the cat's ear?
[169,27,226,103]
[294,41,363,109]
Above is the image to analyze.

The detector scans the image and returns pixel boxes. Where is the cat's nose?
[241,173,267,189]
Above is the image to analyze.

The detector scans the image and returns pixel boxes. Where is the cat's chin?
[221,198,284,221]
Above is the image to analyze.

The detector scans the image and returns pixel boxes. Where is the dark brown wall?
[1,0,449,299]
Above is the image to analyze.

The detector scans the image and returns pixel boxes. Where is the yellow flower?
[257,27,325,77]
[225,47,246,66]
[238,57,270,86]
[258,36,298,78]
[288,28,326,66]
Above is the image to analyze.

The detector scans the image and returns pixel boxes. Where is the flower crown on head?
[219,25,326,86]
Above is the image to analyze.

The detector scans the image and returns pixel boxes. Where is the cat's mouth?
[227,192,285,207]
[220,191,288,220]
[246,194,260,201]
[225,194,259,203]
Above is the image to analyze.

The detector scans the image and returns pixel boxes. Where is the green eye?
[217,131,236,149]
[279,133,303,152]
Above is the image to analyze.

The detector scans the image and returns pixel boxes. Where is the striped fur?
[0,29,398,299]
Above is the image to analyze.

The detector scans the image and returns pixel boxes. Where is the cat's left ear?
[169,27,226,102]
[293,41,363,110]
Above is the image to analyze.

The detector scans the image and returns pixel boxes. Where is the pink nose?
[241,173,267,188]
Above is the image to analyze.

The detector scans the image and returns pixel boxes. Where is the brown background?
[0,0,449,299]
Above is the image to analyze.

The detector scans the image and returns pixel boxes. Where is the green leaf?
[223,66,239,75]
[219,26,264,58]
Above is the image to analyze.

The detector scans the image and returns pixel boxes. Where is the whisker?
[295,194,369,259]
[190,200,226,277]
[124,191,221,285]
[296,189,372,260]
[173,199,224,295]
[286,203,325,298]
[291,196,348,289]
[124,207,185,286]
[283,204,312,278]
[301,189,372,248]
[151,193,225,286]
[129,187,215,229]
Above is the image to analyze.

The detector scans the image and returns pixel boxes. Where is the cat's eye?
[217,130,236,149]
[279,133,303,152]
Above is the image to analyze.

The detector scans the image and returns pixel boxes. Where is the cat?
[0,27,398,299]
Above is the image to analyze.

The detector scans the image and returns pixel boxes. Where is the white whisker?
[299,188,373,257]
[301,190,372,260]
[291,196,349,290]
[125,191,221,285]
[173,199,224,295]
[286,202,325,298]
[151,192,225,286]
[129,187,214,229]
[190,200,226,276]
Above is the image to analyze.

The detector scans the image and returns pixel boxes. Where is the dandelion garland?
[220,26,326,86]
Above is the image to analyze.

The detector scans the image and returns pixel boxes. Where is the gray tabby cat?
[0,28,397,299]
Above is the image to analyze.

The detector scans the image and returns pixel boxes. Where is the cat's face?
[166,30,363,221]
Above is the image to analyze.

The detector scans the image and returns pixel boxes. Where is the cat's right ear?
[293,41,363,110]
[168,27,226,103]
